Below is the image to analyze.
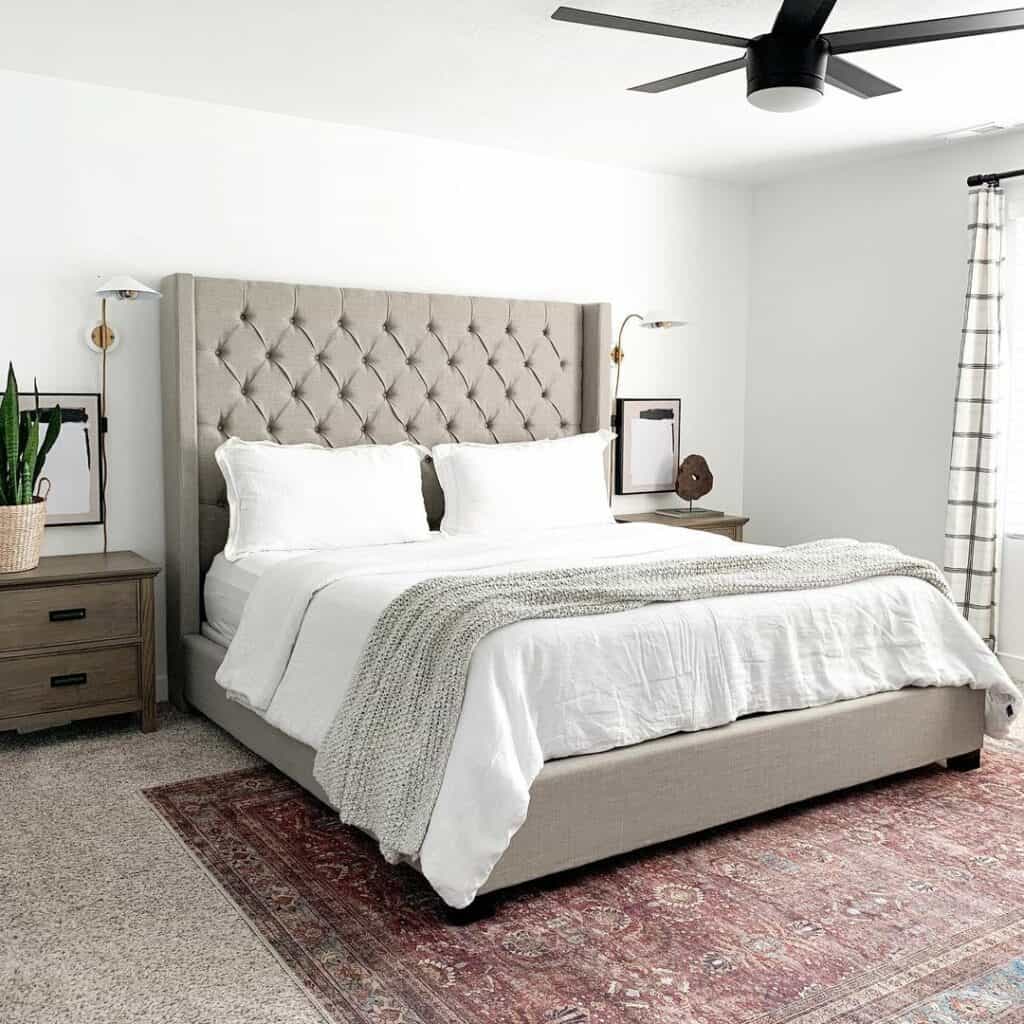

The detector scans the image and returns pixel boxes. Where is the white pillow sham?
[432,430,615,536]
[215,437,430,561]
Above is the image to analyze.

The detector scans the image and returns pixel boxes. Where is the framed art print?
[614,397,681,495]
[17,392,103,525]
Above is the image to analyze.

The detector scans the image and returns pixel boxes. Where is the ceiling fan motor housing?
[745,33,829,99]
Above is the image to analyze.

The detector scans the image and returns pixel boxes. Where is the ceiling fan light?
[744,33,827,113]
[747,84,822,112]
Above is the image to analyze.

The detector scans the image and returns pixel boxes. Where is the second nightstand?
[616,511,750,542]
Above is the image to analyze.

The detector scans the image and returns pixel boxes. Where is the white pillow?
[215,438,430,561]
[432,430,615,536]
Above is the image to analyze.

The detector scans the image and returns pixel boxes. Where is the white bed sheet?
[213,523,1018,908]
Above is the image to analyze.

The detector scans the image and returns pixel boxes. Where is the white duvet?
[216,523,1017,907]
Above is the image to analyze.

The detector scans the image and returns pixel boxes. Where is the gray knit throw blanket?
[312,538,950,857]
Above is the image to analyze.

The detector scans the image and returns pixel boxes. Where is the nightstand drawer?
[0,580,139,653]
[0,646,140,719]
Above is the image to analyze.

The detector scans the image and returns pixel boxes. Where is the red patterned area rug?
[145,744,1024,1024]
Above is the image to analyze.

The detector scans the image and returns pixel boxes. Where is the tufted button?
[542,327,550,336]
[427,322,436,332]
[217,420,225,432]
[337,317,346,327]
[265,349,274,361]
[383,321,392,331]
[486,419,495,429]
[291,388,300,398]
[314,423,323,434]
[385,388,395,399]
[542,389,549,399]
[446,420,456,431]
[505,388,513,399]
[505,325,513,334]
[560,420,569,428]
[338,389,347,400]
[468,323,477,333]
[215,347,224,358]
[486,357,496,367]
[524,420,532,430]
[559,360,568,369]
[239,312,248,322]
[240,385,249,397]
[361,355,369,365]
[426,388,437,400]
[314,352,323,363]
[524,359,532,369]
[290,316,297,325]
[447,357,456,367]
[467,389,477,401]
[361,423,369,434]
[405,356,414,367]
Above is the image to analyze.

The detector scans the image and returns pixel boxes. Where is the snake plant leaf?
[34,404,61,490]
[17,407,32,502]
[1,364,19,501]
[19,412,39,504]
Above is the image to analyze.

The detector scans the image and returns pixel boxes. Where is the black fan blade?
[826,56,901,98]
[629,57,747,93]
[772,0,839,38]
[827,7,1024,54]
[551,7,748,48]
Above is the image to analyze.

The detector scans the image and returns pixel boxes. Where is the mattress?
[203,549,320,644]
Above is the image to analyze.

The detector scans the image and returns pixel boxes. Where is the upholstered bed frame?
[161,273,984,903]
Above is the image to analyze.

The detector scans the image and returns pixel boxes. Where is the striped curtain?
[944,185,1007,648]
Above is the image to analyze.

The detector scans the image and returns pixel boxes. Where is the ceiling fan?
[551,2,1024,112]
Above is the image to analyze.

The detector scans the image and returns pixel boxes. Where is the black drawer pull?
[49,608,86,622]
[51,673,87,688]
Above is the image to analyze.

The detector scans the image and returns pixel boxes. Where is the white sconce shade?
[95,276,161,301]
[639,310,687,329]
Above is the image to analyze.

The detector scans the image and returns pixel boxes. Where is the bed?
[160,273,998,908]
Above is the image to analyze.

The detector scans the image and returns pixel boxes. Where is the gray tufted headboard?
[160,274,611,701]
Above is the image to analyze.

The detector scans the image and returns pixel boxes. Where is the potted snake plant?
[0,364,61,573]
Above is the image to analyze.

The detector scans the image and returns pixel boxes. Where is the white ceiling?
[4,0,1024,181]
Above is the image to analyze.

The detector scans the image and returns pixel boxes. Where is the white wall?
[746,131,1024,671]
[0,70,752,698]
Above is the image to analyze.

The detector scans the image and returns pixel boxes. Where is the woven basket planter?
[0,499,47,573]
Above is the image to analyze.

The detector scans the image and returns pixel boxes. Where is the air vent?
[940,122,1008,141]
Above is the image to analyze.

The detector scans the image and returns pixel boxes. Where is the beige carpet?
[1,708,326,1024]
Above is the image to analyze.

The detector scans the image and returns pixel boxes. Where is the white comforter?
[216,523,1017,907]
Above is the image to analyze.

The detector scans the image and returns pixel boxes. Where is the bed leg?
[444,895,497,926]
[947,749,982,772]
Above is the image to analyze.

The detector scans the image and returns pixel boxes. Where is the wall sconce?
[611,310,686,400]
[88,275,161,552]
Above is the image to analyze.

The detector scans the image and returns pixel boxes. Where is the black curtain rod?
[967,167,1024,187]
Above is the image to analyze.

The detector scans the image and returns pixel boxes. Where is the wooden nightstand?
[616,511,750,542]
[0,552,160,734]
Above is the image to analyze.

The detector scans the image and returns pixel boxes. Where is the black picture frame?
[614,397,681,495]
[16,392,104,526]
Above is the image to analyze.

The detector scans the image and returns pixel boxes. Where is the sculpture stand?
[656,502,722,519]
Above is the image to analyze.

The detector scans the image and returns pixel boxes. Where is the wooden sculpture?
[676,454,713,504]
